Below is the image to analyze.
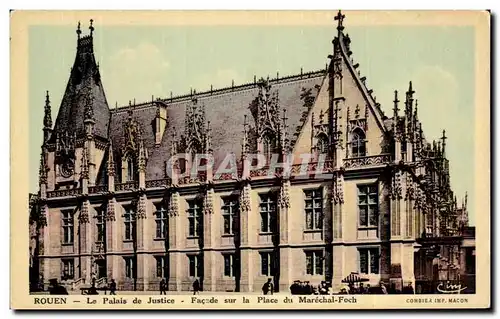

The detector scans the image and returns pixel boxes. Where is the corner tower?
[48,20,111,189]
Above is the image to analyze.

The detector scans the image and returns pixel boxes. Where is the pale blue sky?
[29,24,475,224]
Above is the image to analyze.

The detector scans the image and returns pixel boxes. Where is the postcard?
[10,10,490,310]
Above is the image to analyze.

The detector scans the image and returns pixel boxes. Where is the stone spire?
[50,19,110,142]
[405,81,415,138]
[107,142,115,177]
[43,91,52,143]
[392,90,400,137]
[441,129,447,157]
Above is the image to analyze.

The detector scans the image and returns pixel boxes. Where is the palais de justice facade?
[29,13,472,293]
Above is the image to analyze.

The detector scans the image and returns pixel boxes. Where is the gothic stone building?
[30,13,470,292]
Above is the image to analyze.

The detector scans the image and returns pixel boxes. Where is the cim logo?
[436,281,467,294]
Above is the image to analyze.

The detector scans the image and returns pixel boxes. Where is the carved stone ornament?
[203,189,214,215]
[405,175,416,201]
[254,77,280,138]
[105,199,116,222]
[313,110,329,138]
[56,131,76,178]
[79,203,89,224]
[184,95,209,154]
[123,110,141,158]
[239,185,251,213]
[332,173,344,204]
[391,170,403,200]
[135,195,147,219]
[278,181,291,209]
[168,192,179,217]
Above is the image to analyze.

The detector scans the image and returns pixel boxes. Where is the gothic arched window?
[316,134,329,154]
[127,157,135,181]
[262,132,277,160]
[351,128,366,157]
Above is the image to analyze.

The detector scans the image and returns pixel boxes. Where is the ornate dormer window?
[351,128,366,157]
[262,131,278,160]
[121,107,142,183]
[347,104,369,158]
[127,157,135,182]
[312,109,329,157]
[250,77,282,162]
[183,93,212,157]
[316,134,329,154]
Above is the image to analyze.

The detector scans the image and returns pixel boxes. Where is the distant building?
[30,12,472,293]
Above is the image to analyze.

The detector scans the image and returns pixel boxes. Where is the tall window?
[351,128,366,157]
[61,210,74,245]
[96,208,105,243]
[223,254,237,277]
[259,193,277,233]
[124,206,136,241]
[188,255,202,278]
[61,259,74,280]
[187,200,202,237]
[155,255,168,278]
[262,133,277,160]
[222,197,238,235]
[305,250,324,275]
[260,251,276,276]
[359,248,380,274]
[124,256,136,278]
[127,157,135,181]
[155,204,168,239]
[304,189,323,231]
[358,184,378,227]
[316,134,328,154]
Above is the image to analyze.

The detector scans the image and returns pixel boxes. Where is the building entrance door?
[95,259,107,279]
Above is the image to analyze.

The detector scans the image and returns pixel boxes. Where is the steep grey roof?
[105,71,326,182]
[50,35,111,141]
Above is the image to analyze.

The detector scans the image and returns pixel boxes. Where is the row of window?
[59,248,380,280]
[61,185,379,245]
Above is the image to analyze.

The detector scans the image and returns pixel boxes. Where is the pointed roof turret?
[107,142,115,177]
[43,91,52,129]
[50,19,111,142]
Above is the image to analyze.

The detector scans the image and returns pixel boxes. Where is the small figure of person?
[262,278,274,295]
[366,284,372,294]
[193,278,200,295]
[379,281,388,294]
[87,280,99,295]
[109,279,117,295]
[304,281,313,295]
[160,278,167,295]
[359,283,367,294]
[49,279,68,295]
[402,282,415,294]
[290,280,300,295]
[319,281,328,295]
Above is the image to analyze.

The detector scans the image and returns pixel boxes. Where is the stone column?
[278,180,291,292]
[331,172,344,288]
[202,187,216,291]
[135,193,149,291]
[79,199,93,284]
[239,181,253,292]
[168,191,181,291]
[105,197,120,282]
[332,245,346,291]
